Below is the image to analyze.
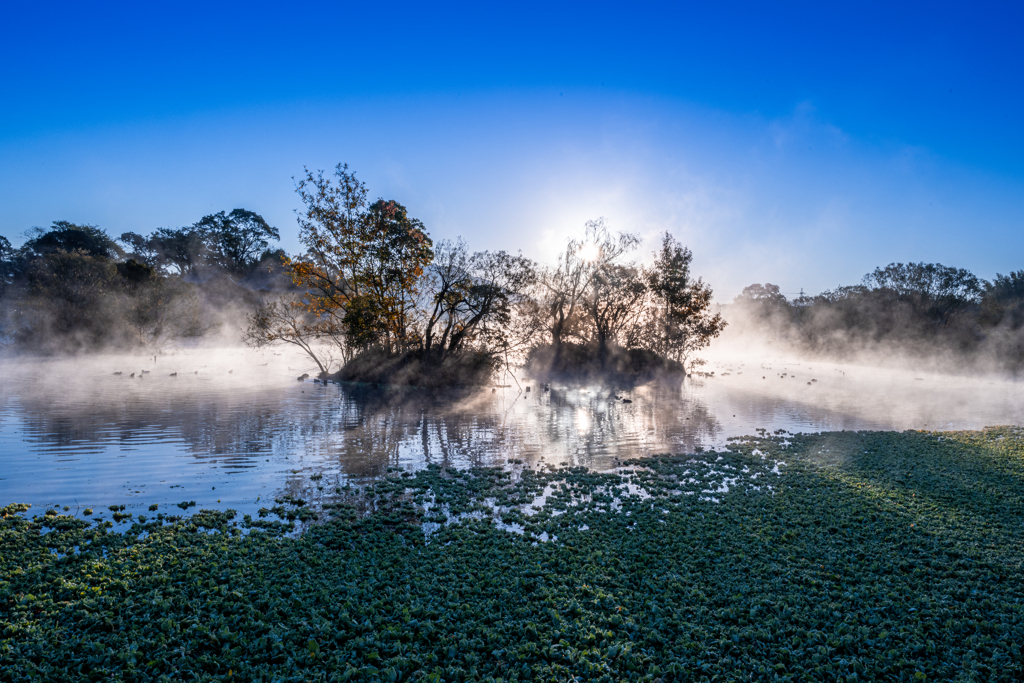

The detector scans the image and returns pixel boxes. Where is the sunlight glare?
[578,243,601,262]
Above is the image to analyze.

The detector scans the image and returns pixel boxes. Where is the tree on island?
[422,239,536,363]
[245,162,727,384]
[244,297,346,374]
[645,233,726,371]
[528,227,724,378]
[284,164,434,357]
[257,164,536,381]
[537,218,640,365]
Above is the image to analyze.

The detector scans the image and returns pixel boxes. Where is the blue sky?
[1,1,1021,298]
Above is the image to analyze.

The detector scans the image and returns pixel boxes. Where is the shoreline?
[3,427,1022,680]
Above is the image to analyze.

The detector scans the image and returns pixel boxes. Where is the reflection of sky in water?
[1,348,1023,517]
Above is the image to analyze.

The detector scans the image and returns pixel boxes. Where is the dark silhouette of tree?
[646,233,725,370]
[422,240,536,360]
[735,282,788,305]
[22,249,118,343]
[23,222,123,260]
[0,235,14,298]
[537,218,639,363]
[118,232,161,267]
[864,262,981,327]
[147,227,209,276]
[587,263,648,362]
[981,271,1024,329]
[194,209,280,273]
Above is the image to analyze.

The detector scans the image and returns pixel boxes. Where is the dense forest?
[729,264,1024,371]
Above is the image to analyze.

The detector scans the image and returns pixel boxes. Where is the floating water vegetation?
[2,428,1023,681]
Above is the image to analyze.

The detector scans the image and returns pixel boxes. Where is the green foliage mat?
[3,428,1024,681]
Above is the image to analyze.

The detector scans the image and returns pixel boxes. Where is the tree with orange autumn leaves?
[286,164,433,354]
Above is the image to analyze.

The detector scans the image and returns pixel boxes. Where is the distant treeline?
[0,211,287,352]
[730,264,1024,371]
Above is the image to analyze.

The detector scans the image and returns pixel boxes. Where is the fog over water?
[2,346,1023,519]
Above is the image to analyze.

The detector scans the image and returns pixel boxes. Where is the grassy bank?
[2,428,1023,681]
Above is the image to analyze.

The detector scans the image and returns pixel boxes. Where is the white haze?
[1,341,1022,521]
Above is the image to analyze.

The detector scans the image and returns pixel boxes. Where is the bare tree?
[244,297,347,374]
[421,239,536,360]
[537,218,640,364]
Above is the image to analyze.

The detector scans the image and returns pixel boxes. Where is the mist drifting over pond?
[2,345,1023,520]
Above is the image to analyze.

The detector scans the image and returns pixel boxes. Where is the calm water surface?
[2,348,1022,517]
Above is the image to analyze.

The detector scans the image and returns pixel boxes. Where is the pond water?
[2,347,1023,518]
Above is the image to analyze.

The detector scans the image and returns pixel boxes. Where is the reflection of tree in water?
[6,379,343,470]
[311,381,723,480]
[537,382,720,465]
[313,387,510,480]
[3,371,723,499]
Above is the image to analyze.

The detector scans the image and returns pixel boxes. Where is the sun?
[578,243,601,262]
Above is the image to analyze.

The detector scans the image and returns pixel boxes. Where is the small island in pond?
[245,164,726,388]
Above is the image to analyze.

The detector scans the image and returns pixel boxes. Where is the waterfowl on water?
[169,373,177,377]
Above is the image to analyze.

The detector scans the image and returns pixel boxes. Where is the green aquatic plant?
[2,428,1023,681]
